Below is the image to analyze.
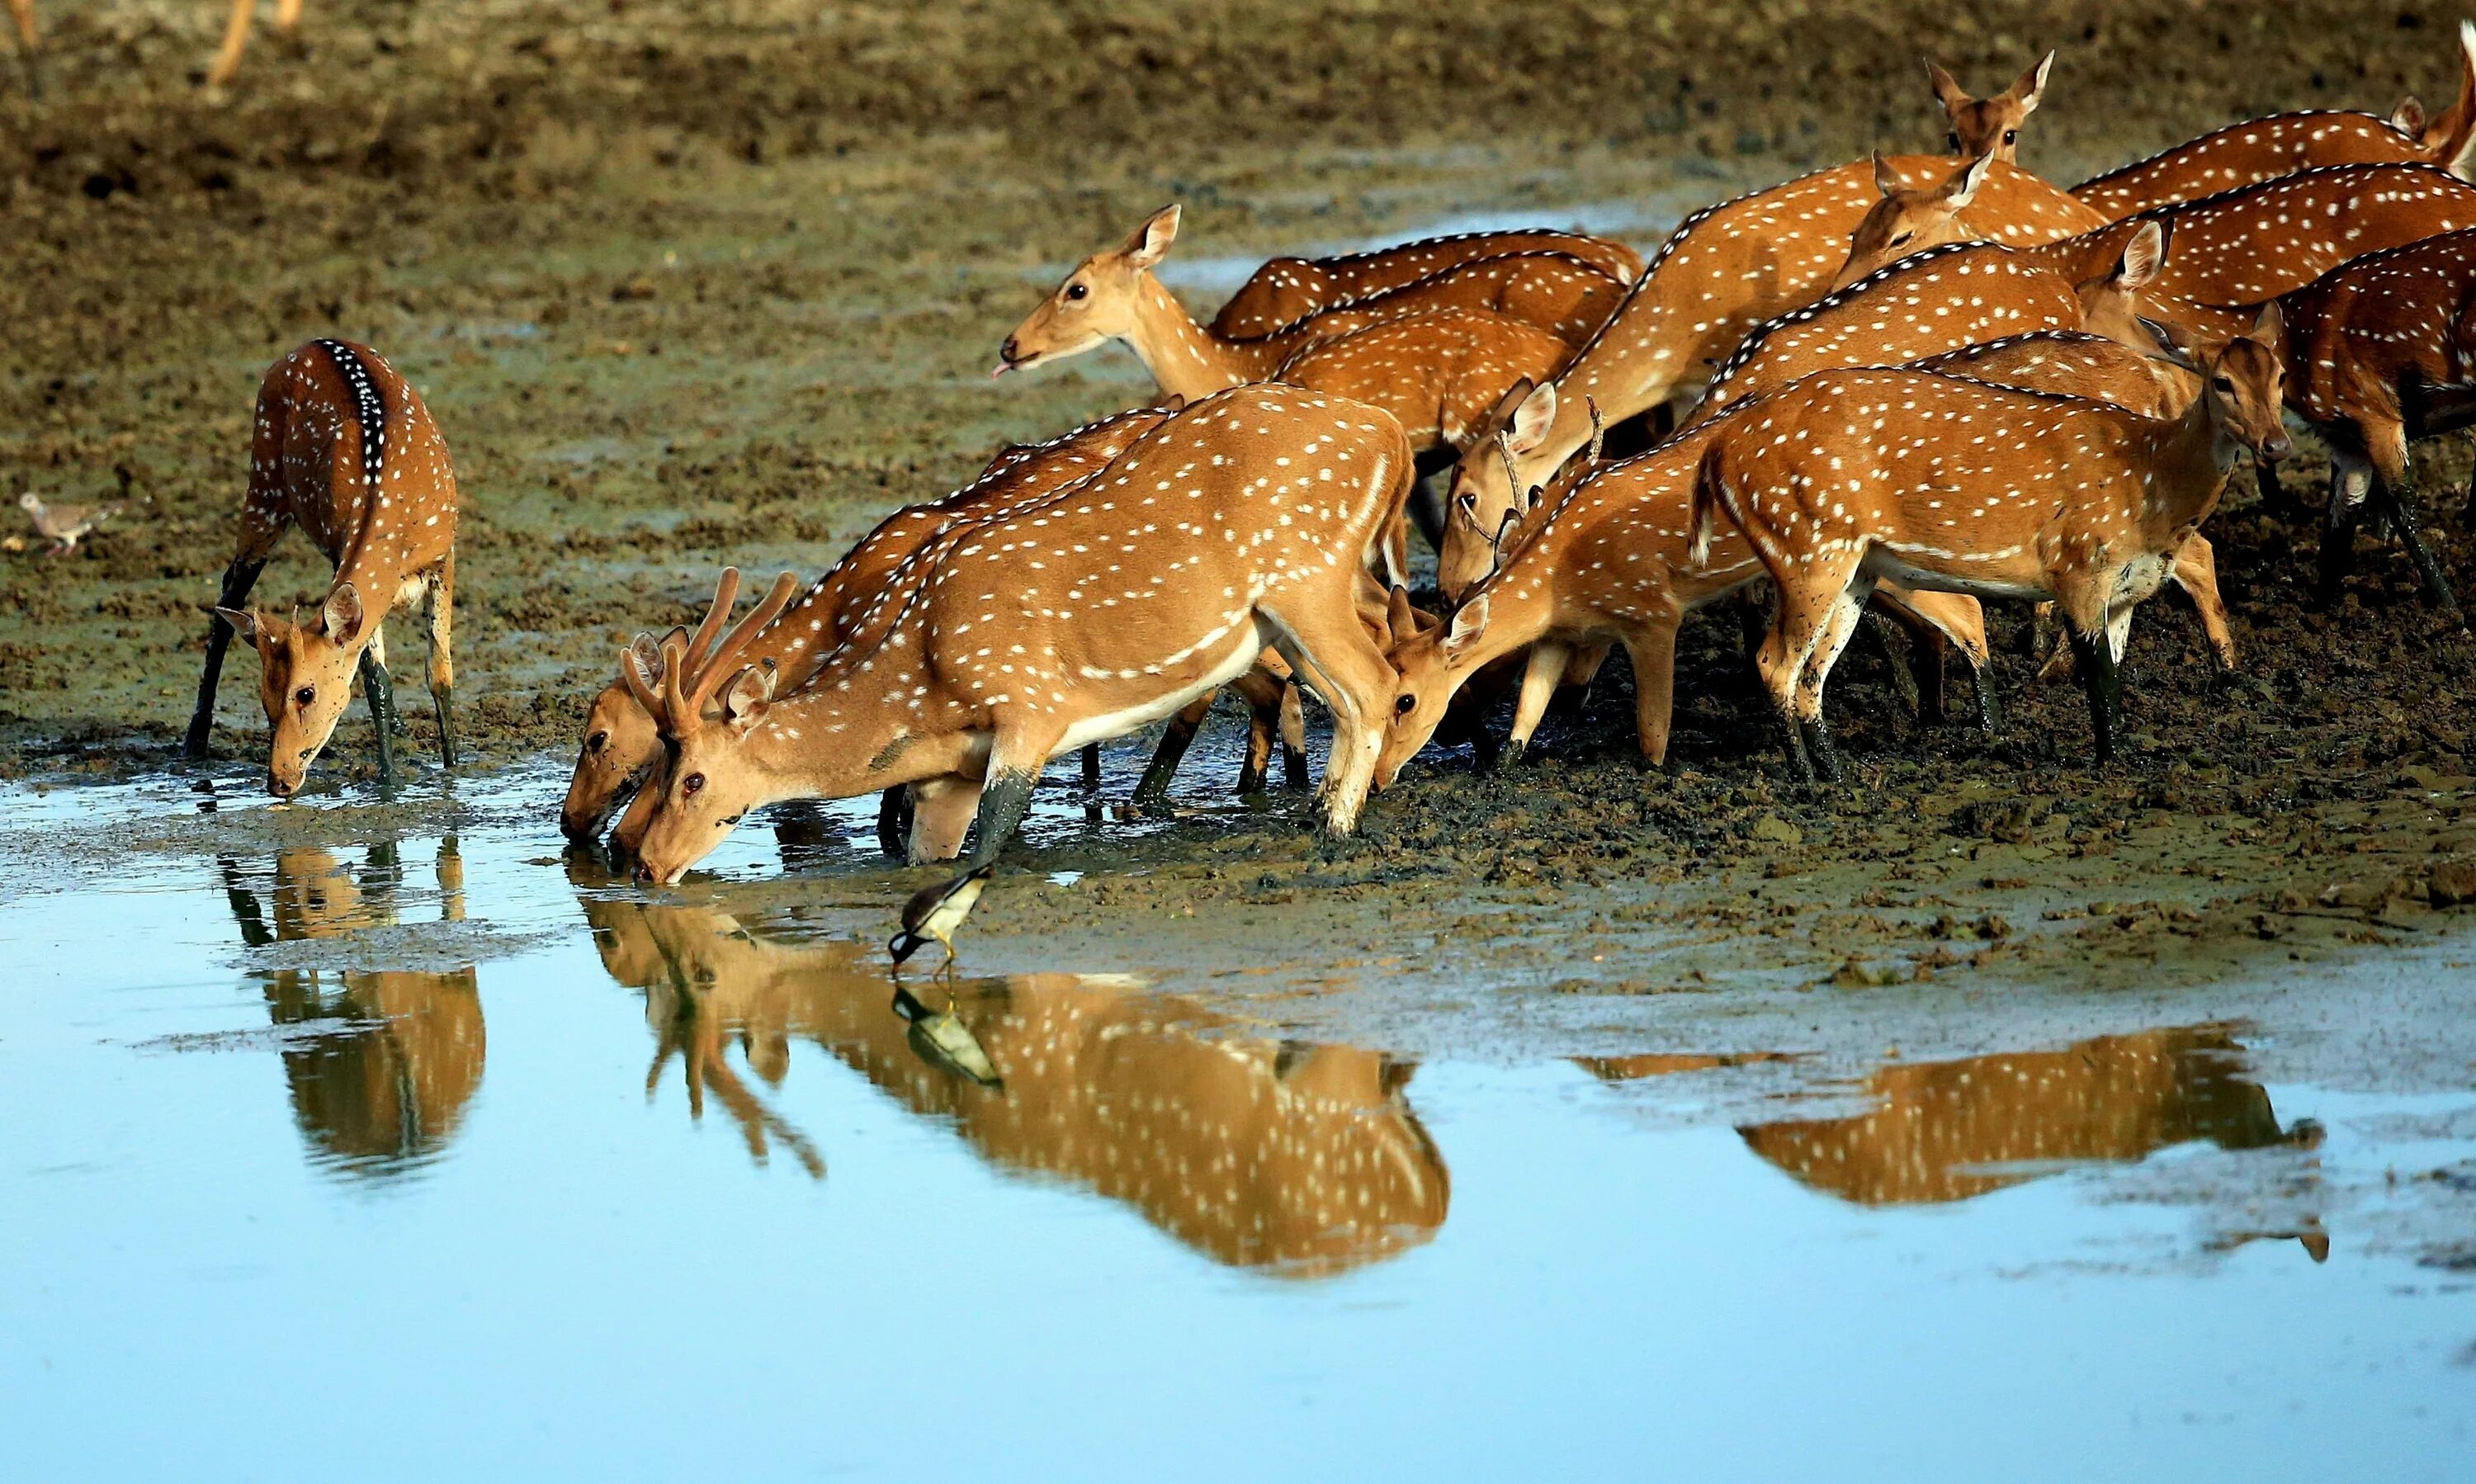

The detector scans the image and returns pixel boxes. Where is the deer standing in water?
[186,338,457,796]
[2271,227,2476,615]
[1434,157,2105,596]
[2072,23,2476,218]
[1211,227,1642,338]
[1377,400,1995,787]
[1689,310,2289,777]
[1929,52,2054,163]
[624,386,1412,886]
[7,0,305,93]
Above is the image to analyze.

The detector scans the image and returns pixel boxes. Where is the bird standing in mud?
[890,863,995,972]
[19,490,125,555]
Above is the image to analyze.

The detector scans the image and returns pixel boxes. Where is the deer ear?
[628,632,666,677]
[2250,301,2285,353]
[719,666,776,733]
[1872,150,1902,198]
[1126,205,1181,269]
[2137,316,2200,371]
[2393,95,2427,138]
[1443,595,1490,657]
[1505,382,1557,455]
[1385,585,1420,649]
[1159,392,1187,413]
[2011,51,2053,114]
[2118,221,2166,291]
[1946,151,1993,207]
[213,606,261,643]
[1925,58,1968,114]
[321,583,366,644]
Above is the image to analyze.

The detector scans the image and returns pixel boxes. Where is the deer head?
[1377,592,1489,787]
[213,582,375,796]
[2195,305,2291,465]
[1929,50,2053,163]
[1439,379,1556,599]
[995,204,1182,376]
[1833,151,1997,289]
[560,628,690,841]
[626,570,801,885]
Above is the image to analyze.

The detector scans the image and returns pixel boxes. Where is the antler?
[658,569,801,735]
[683,567,742,674]
[1583,397,1607,467]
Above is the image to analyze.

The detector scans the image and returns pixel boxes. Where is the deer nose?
[2261,433,2294,462]
[999,337,1020,364]
[632,858,656,885]
[266,773,293,797]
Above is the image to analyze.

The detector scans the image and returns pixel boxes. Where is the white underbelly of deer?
[1055,619,1269,754]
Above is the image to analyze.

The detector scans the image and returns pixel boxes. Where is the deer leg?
[1860,609,1924,720]
[357,647,398,787]
[2256,453,2300,521]
[206,0,255,87]
[2168,535,2238,671]
[1503,640,1573,766]
[1621,614,1680,768]
[186,558,268,760]
[1762,565,1856,784]
[1546,640,1609,725]
[2370,432,2460,618]
[7,0,39,97]
[424,558,457,769]
[1273,612,1394,836]
[1793,579,1873,784]
[876,787,912,858]
[1133,691,1214,811]
[2318,456,2374,605]
[275,0,303,34]
[1230,669,1288,794]
[964,727,1062,867]
[2068,629,2121,763]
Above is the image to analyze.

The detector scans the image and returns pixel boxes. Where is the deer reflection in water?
[219,840,484,1176]
[576,886,1448,1275]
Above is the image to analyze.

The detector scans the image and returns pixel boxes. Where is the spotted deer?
[625,386,1414,886]
[1832,152,2001,289]
[8,0,305,92]
[1688,311,2290,776]
[1211,226,1642,338]
[1377,402,1995,787]
[2072,24,2476,218]
[996,207,1582,477]
[1434,157,2108,595]
[560,406,1178,845]
[1905,330,2237,672]
[1928,50,2055,163]
[2271,226,2476,614]
[186,338,457,796]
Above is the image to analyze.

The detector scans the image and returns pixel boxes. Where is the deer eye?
[1889,232,1913,247]
[1394,693,1417,715]
[2212,376,2236,393]
[683,773,706,797]
[293,687,315,707]
[586,730,609,752]
[1946,132,1961,152]
[1065,282,1089,301]
[2003,130,2019,144]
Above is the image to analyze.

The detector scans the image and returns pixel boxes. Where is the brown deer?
[1905,330,2237,672]
[625,385,1413,886]
[1928,51,2054,163]
[1831,152,2002,290]
[1741,1027,2322,1212]
[1433,157,2108,596]
[186,338,458,796]
[580,891,1448,1274]
[1688,312,2289,776]
[1211,226,1643,338]
[560,406,1184,845]
[7,0,305,93]
[996,206,1581,480]
[2072,24,2476,218]
[1377,403,1995,787]
[2272,226,2476,614]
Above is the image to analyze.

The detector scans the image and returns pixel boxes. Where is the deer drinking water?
[623,385,1414,886]
[1688,310,2290,777]
[185,339,458,796]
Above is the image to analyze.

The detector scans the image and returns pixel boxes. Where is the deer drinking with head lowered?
[2072,23,2476,219]
[186,338,458,796]
[624,385,1413,887]
[1688,310,2290,777]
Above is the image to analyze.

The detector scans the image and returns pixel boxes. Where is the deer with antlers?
[561,406,1184,848]
[2072,23,2476,219]
[623,385,1412,886]
[2270,226,2476,616]
[1433,158,2106,597]
[1377,399,1995,787]
[185,338,457,796]
[1689,311,2289,777]
[8,0,305,94]
[995,207,1585,485]
[1211,226,1642,338]
[1928,51,2056,164]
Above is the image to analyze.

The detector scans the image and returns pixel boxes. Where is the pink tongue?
[989,362,1014,379]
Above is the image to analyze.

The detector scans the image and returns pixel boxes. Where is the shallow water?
[2,759,2474,1481]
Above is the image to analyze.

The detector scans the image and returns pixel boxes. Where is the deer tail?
[1688,442,1732,569]
[2432,19,2476,177]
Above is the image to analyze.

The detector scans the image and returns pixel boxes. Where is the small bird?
[889,863,995,971]
[19,492,125,555]
[891,985,1003,1089]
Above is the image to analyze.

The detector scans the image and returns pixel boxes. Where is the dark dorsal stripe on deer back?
[314,339,389,503]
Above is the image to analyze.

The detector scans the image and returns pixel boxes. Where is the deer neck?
[733,683,990,806]
[1122,276,1255,400]
[1443,549,1560,690]
[2129,394,2239,537]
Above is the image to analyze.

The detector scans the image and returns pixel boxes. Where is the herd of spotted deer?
[174,26,2476,922]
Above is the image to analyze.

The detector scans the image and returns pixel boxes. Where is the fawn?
[187,339,457,796]
[2073,24,2476,218]
[1929,51,2054,163]
[1689,310,2289,776]
[624,386,1413,886]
